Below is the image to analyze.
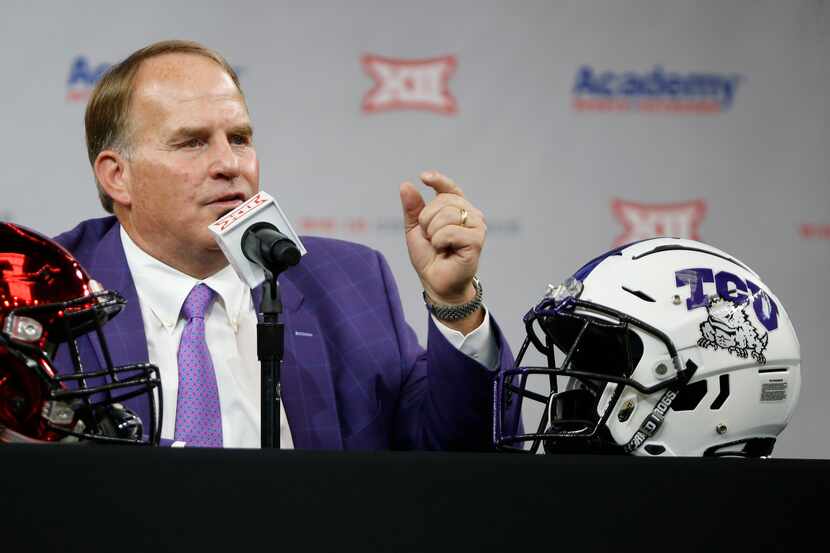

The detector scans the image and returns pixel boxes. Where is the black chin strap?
[622,388,677,453]
[622,360,698,454]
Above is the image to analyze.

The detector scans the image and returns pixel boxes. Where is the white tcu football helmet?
[494,238,801,457]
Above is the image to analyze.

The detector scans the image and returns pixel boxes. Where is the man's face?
[121,53,258,267]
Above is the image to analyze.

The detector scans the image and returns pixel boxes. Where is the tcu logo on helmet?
[676,268,779,363]
[362,54,457,114]
[612,199,706,246]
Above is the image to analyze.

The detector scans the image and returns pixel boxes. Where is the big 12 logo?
[361,54,457,114]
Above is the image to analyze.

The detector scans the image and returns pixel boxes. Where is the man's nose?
[207,137,240,180]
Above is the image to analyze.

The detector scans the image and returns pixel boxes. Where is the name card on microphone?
[208,191,306,288]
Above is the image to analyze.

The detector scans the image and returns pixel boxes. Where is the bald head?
[85,40,244,213]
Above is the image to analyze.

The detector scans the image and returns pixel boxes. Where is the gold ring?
[459,208,468,227]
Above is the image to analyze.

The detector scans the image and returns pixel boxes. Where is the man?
[55,40,520,449]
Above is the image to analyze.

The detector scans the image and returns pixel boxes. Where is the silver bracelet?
[423,277,483,321]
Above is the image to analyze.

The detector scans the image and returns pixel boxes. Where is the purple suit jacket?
[54,217,520,450]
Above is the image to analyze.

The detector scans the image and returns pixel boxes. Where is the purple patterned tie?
[174,283,223,447]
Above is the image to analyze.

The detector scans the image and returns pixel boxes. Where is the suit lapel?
[85,223,151,425]
[87,223,150,368]
[254,270,343,450]
[83,223,342,448]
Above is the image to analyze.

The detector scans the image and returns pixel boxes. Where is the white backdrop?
[1,0,828,458]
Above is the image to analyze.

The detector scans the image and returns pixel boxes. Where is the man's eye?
[230,134,250,145]
[181,138,204,148]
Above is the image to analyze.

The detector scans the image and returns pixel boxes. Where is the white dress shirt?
[120,227,497,448]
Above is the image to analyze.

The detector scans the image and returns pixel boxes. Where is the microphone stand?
[242,221,301,449]
[258,270,283,449]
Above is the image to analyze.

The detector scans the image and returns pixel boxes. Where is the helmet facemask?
[494,279,697,455]
[1,289,162,445]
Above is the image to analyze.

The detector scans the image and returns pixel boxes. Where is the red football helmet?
[0,222,162,444]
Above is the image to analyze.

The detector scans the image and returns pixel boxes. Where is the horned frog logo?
[698,296,768,364]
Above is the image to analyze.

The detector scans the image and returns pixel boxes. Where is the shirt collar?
[120,226,249,332]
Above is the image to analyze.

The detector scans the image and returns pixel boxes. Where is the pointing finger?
[420,171,465,198]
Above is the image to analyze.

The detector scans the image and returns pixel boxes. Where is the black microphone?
[209,192,304,449]
[240,222,298,450]
[242,222,301,275]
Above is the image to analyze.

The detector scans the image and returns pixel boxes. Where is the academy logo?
[66,56,111,102]
[573,65,742,114]
[697,297,768,364]
[612,199,706,246]
[362,54,457,114]
[66,57,245,103]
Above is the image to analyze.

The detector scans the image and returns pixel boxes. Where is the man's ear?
[94,149,132,207]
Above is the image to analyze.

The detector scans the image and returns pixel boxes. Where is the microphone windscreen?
[208,191,306,288]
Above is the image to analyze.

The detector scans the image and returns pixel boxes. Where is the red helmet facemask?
[0,223,162,445]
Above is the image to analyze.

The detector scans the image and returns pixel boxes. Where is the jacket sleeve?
[374,250,522,451]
